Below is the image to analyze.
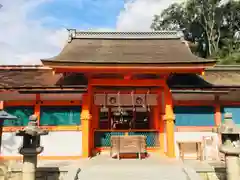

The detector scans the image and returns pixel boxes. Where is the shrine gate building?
[1,30,240,160]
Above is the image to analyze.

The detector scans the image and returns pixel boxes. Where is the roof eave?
[41,59,216,66]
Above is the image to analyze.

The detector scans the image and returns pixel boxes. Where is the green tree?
[151,0,240,64]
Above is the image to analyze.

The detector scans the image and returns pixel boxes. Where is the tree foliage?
[151,0,240,64]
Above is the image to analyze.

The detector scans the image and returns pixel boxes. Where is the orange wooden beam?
[174,100,240,106]
[4,100,81,107]
[219,101,240,106]
[174,100,216,106]
[93,89,162,94]
[4,101,35,106]
[39,100,81,106]
[89,79,165,87]
[124,74,132,80]
[54,66,206,74]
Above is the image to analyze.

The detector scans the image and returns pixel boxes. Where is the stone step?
[74,156,198,180]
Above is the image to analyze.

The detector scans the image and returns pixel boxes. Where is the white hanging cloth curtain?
[131,90,135,112]
[146,90,151,112]
[100,92,108,112]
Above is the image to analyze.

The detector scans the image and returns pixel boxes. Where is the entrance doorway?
[99,107,151,130]
[93,91,160,151]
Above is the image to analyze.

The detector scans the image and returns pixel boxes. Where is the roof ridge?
[67,29,183,42]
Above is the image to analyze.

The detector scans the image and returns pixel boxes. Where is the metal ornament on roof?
[67,30,181,42]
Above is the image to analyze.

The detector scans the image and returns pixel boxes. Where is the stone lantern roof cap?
[213,113,240,134]
[0,110,17,119]
[16,114,48,136]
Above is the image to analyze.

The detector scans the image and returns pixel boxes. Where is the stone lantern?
[213,113,240,180]
[16,115,48,180]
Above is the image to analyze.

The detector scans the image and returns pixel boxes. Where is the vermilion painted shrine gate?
[0,30,240,160]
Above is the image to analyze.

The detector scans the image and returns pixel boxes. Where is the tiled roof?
[0,65,239,90]
[0,69,61,88]
[204,66,240,86]
[41,30,215,65]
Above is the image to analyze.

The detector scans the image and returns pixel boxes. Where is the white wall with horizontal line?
[1,131,82,157]
[164,132,219,159]
[1,132,22,156]
[39,131,82,156]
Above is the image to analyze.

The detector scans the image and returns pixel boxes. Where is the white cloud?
[0,0,68,65]
[116,0,184,31]
[0,0,187,65]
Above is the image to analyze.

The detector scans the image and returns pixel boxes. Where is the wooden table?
[177,141,203,160]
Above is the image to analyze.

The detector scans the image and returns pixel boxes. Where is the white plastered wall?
[1,131,83,157]
[1,132,22,156]
[163,132,219,159]
[40,131,82,157]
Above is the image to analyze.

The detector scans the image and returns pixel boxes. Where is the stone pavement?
[71,154,202,180]
[4,154,204,180]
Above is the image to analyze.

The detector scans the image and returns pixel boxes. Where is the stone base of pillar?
[225,155,240,180]
[220,146,240,180]
[22,156,37,180]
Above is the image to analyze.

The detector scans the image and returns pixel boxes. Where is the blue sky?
[30,0,125,29]
[0,0,178,65]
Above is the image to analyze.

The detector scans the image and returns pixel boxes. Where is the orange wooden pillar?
[81,86,92,158]
[164,87,175,158]
[0,101,3,110]
[35,94,41,126]
[155,90,165,152]
[153,106,160,146]
[214,96,221,126]
[91,104,99,154]
[215,105,221,126]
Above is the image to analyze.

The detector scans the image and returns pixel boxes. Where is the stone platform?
[70,154,201,180]
[1,154,229,180]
